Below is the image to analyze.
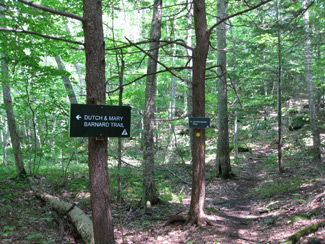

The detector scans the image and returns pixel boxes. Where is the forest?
[0,0,324,243]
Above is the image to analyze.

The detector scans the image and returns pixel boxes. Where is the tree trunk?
[118,58,125,201]
[302,0,321,162]
[216,0,231,178]
[40,192,95,244]
[229,23,239,159]
[186,3,193,154]
[142,0,162,207]
[66,25,86,97]
[1,54,26,177]
[1,115,8,167]
[276,0,284,172]
[55,56,78,104]
[188,0,210,226]
[83,0,115,243]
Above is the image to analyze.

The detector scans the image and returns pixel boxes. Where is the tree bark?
[118,58,125,201]
[186,3,193,155]
[229,24,239,158]
[55,56,78,104]
[1,54,26,177]
[37,192,94,244]
[188,0,210,226]
[28,177,94,244]
[142,0,162,206]
[83,0,115,243]
[302,0,321,162]
[0,115,8,167]
[281,221,325,244]
[216,0,231,178]
[276,0,284,172]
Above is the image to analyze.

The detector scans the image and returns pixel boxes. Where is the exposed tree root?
[164,215,187,226]
[186,216,214,227]
[281,221,325,244]
[164,214,214,227]
[28,177,94,244]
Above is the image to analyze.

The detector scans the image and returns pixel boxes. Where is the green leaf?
[26,233,43,240]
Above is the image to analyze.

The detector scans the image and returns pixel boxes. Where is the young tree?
[0,115,8,167]
[302,0,321,162]
[1,54,26,177]
[142,0,163,207]
[1,4,26,177]
[188,0,210,226]
[216,0,231,178]
[276,0,284,172]
[55,56,78,104]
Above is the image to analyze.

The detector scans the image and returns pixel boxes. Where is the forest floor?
[0,143,324,243]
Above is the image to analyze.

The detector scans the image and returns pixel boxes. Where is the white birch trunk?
[302,0,321,162]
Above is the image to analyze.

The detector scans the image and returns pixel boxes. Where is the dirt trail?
[112,147,324,243]
[1,148,323,243]
[204,153,268,243]
[201,149,325,244]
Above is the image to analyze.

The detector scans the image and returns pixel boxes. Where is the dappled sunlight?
[76,191,91,200]
[1,0,324,242]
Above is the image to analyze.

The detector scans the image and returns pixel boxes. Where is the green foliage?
[26,233,44,241]
[206,207,220,213]
[254,174,306,198]
[287,215,308,225]
[0,0,321,171]
[157,181,185,203]
[1,226,16,237]
[0,4,323,242]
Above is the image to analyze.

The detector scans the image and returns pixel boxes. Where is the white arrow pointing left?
[76,115,82,120]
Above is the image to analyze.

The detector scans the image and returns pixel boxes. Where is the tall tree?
[216,0,231,178]
[1,54,26,177]
[83,0,115,242]
[276,0,284,172]
[0,4,26,177]
[142,0,163,207]
[188,0,210,226]
[302,0,321,162]
[55,56,78,104]
[0,115,8,167]
[187,0,274,225]
[11,0,115,242]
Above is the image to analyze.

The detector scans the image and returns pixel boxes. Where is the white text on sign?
[83,115,124,121]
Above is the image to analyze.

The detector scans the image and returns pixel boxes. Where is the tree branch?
[105,39,193,52]
[208,0,274,34]
[155,113,191,122]
[0,28,84,46]
[207,65,245,111]
[17,0,84,22]
[125,37,191,84]
[107,66,192,94]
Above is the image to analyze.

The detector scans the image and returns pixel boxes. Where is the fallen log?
[280,221,325,244]
[28,177,94,244]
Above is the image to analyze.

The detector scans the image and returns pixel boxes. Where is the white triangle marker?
[121,129,128,136]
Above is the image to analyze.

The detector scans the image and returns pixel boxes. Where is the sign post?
[69,104,131,137]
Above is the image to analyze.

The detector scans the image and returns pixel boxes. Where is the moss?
[281,221,325,244]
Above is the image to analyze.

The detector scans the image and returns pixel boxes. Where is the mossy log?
[28,178,94,244]
[281,221,325,244]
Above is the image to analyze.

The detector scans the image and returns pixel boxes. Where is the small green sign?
[189,117,210,129]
